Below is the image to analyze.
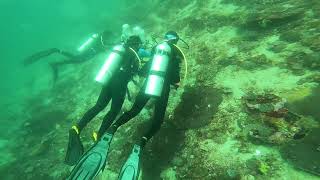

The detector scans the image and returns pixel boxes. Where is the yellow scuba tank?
[77,33,99,52]
[95,44,126,84]
[145,42,172,97]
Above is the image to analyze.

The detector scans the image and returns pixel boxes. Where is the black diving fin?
[65,127,84,166]
[118,144,141,180]
[67,133,113,180]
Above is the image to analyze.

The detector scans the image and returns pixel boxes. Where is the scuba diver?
[67,31,186,180]
[23,30,117,83]
[64,33,146,166]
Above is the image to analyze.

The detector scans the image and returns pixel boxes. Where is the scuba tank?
[145,42,172,97]
[77,33,99,52]
[95,44,126,84]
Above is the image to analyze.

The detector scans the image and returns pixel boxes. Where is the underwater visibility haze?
[0,0,319,179]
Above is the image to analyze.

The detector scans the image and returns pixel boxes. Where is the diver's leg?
[59,49,96,65]
[117,89,167,180]
[52,56,85,66]
[76,85,112,132]
[23,48,61,66]
[49,50,95,83]
[139,86,170,148]
[49,55,83,83]
[97,87,126,138]
[108,90,150,134]
[59,50,76,59]
[49,62,59,83]
[104,94,148,173]
[65,85,112,165]
[23,48,76,67]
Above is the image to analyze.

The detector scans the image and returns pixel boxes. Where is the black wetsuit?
[109,43,182,148]
[76,46,139,137]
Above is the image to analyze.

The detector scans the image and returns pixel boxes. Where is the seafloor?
[0,0,320,179]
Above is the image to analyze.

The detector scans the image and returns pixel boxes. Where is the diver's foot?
[138,136,148,149]
[65,128,84,166]
[92,131,98,142]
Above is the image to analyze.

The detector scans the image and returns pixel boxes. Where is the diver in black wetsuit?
[23,30,116,83]
[113,31,183,179]
[108,31,182,147]
[67,31,184,180]
[65,35,144,166]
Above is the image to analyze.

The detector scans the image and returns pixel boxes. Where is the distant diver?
[23,30,116,83]
[67,31,187,180]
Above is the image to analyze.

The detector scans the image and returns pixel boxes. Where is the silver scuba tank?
[145,42,172,97]
[95,44,126,84]
[77,33,99,52]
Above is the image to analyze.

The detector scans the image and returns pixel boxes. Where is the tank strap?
[149,70,166,77]
[112,49,125,56]
[129,48,142,68]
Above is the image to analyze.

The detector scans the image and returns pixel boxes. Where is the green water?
[0,0,319,179]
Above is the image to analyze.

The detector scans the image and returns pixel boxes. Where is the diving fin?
[65,127,84,166]
[67,133,113,180]
[118,144,141,180]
